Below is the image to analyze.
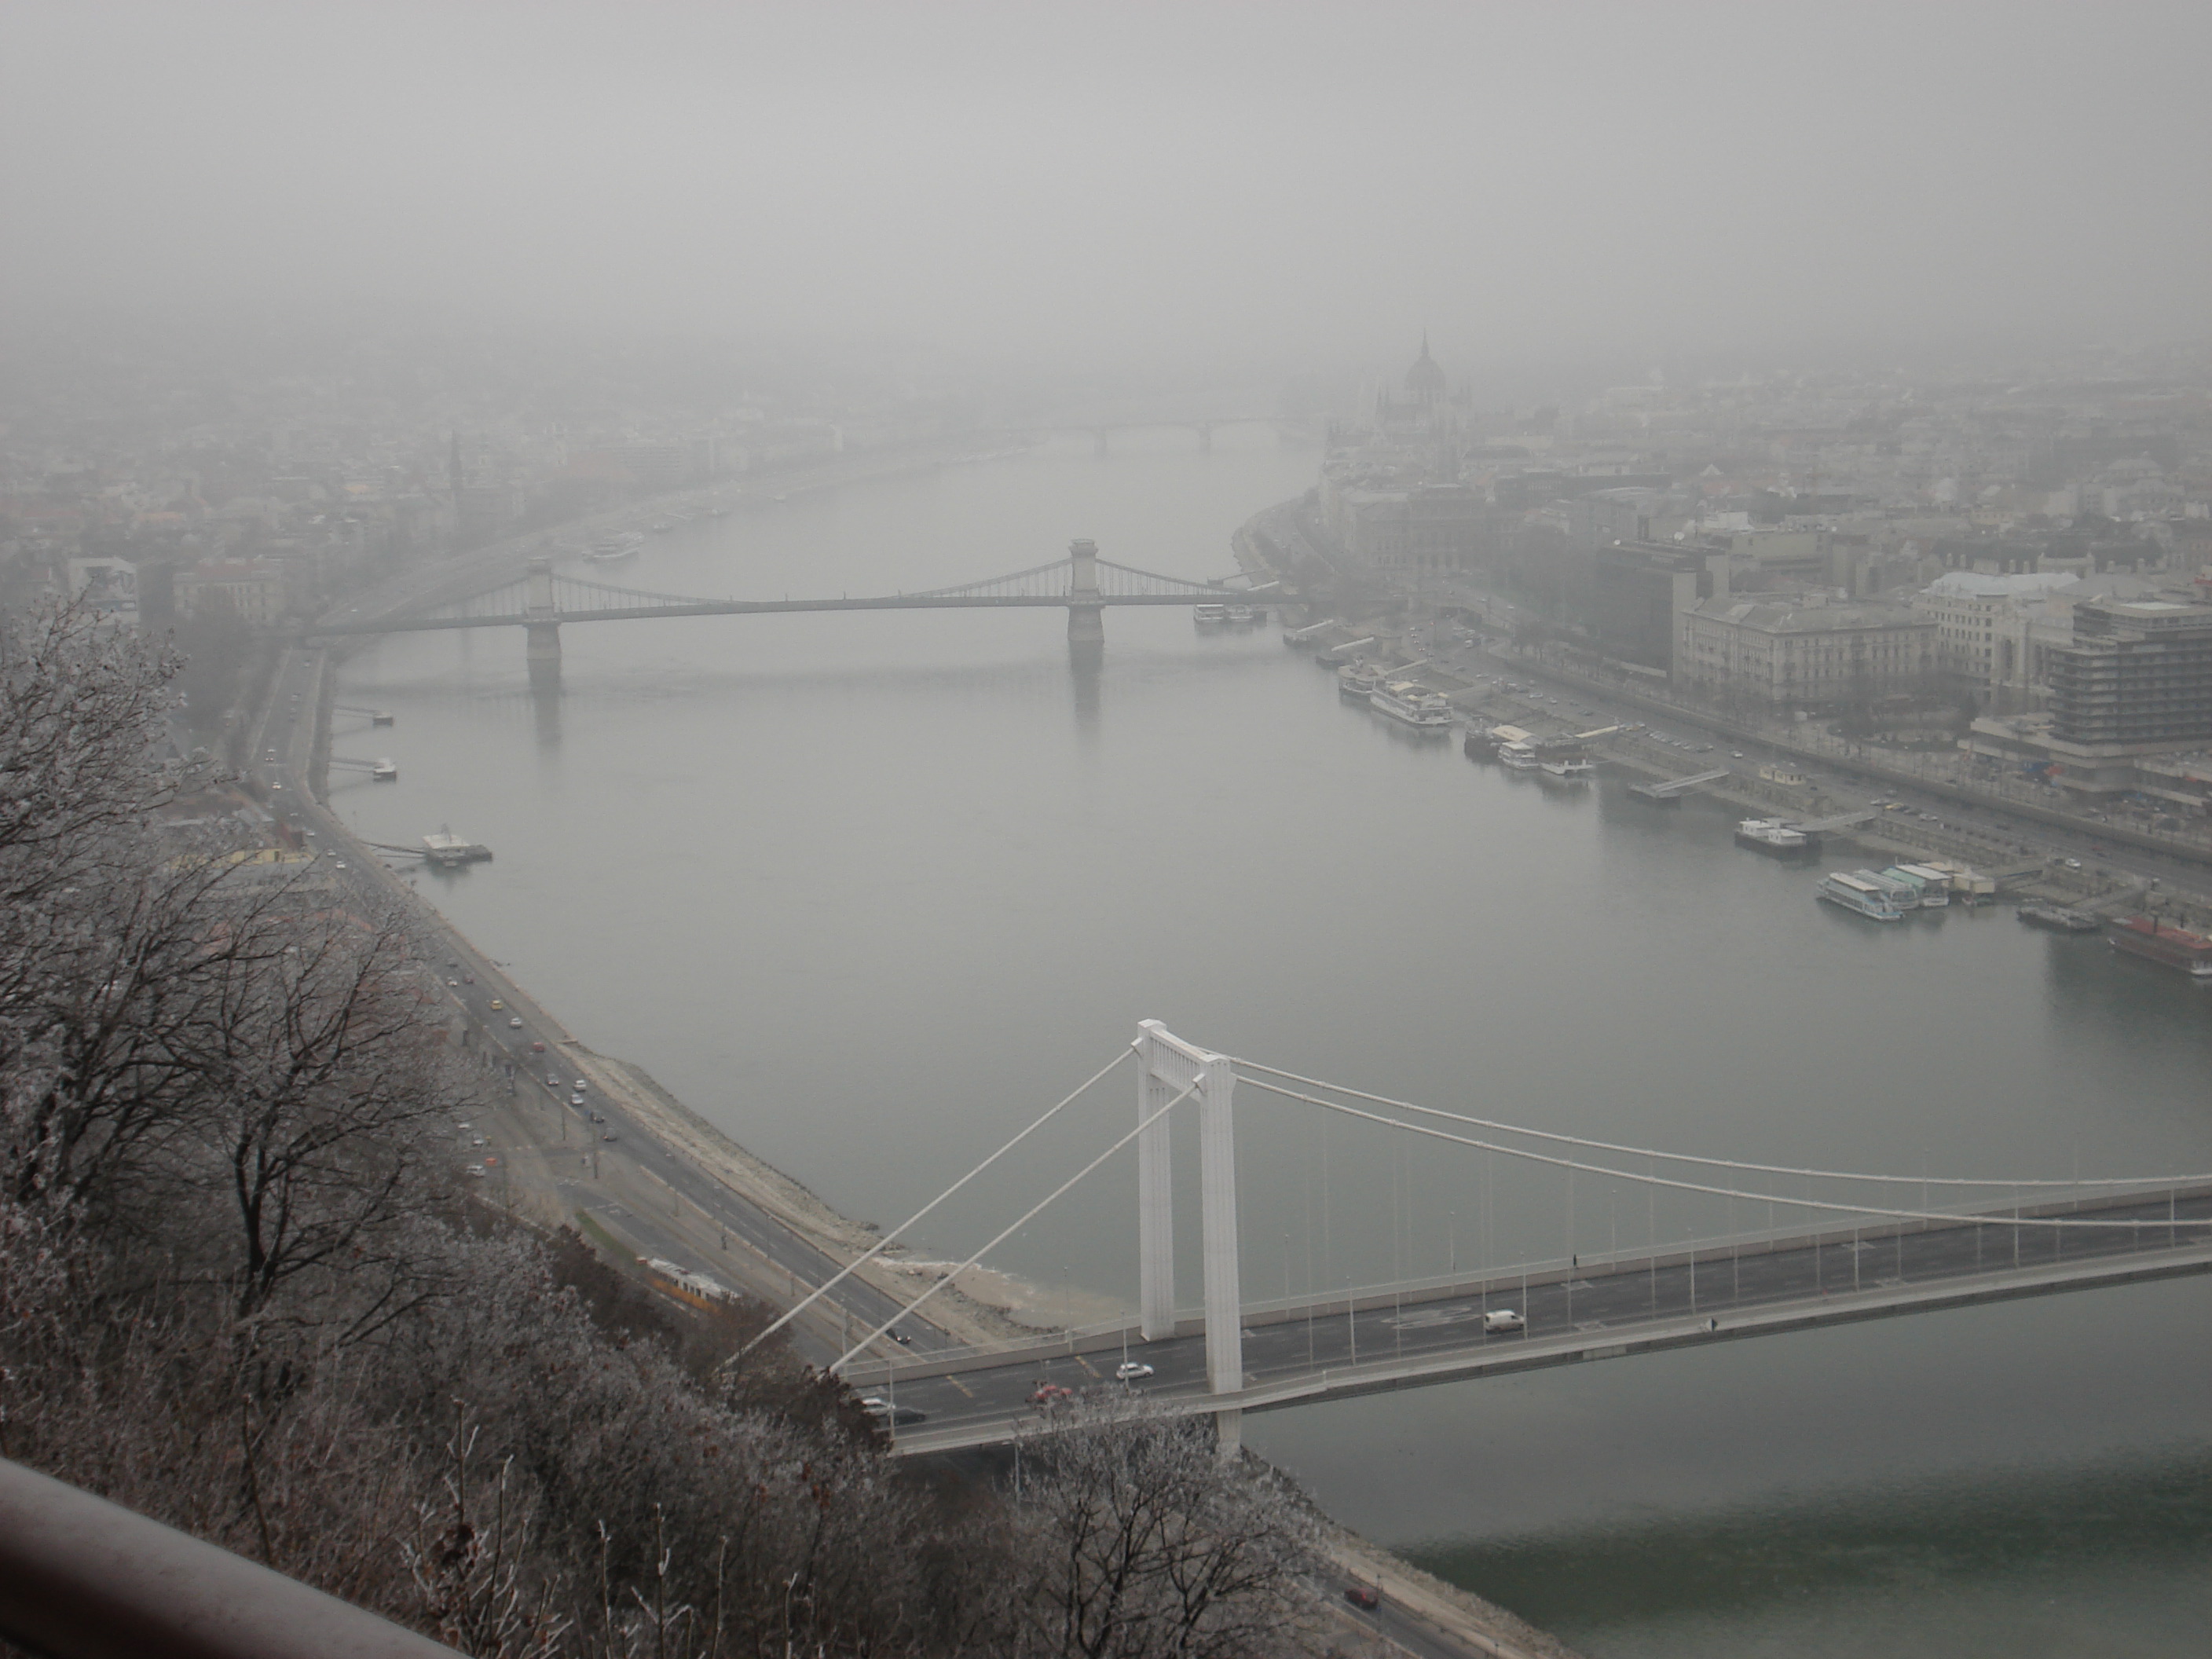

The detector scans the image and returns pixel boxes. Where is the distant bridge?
[306,540,1280,668]
[1029,415,1285,456]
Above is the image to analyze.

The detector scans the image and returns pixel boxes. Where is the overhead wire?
[1233,1058,2209,1191]
[1238,1073,2205,1232]
[727,1047,1133,1367]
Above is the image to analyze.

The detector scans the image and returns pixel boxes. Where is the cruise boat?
[1734,818,1811,855]
[584,531,644,563]
[1193,602,1230,626]
[1884,871,1955,911]
[1497,739,1543,771]
[1463,721,1531,761]
[1338,659,1386,699]
[1538,756,1596,785]
[1225,604,1258,624]
[2104,915,2212,980]
[1369,680,1454,732]
[1861,869,1922,911]
[1889,864,1953,908]
[1818,870,1906,921]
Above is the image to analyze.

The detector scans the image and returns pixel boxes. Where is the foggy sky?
[5,1,2209,379]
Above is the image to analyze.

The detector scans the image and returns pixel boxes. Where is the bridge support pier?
[1213,1407,1241,1461]
[1067,538,1104,650]
[1135,1021,1243,1400]
[524,557,561,683]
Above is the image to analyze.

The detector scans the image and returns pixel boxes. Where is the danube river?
[336,430,2212,1657]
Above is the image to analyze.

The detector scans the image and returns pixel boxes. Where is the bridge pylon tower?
[1135,1020,1243,1454]
[1066,538,1105,647]
[523,556,561,677]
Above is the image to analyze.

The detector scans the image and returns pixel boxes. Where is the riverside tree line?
[0,601,1328,1659]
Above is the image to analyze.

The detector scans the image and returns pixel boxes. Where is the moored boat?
[1193,603,1230,625]
[1538,756,1595,784]
[1369,680,1453,732]
[2104,915,2212,980]
[1818,870,1906,921]
[584,531,644,563]
[1735,818,1812,855]
[1337,659,1386,699]
[1883,865,1950,908]
[2018,903,2103,932]
[1498,739,1542,771]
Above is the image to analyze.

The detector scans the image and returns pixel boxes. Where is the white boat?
[1891,863,1954,908]
[1539,756,1595,785]
[584,531,643,563]
[1369,680,1453,731]
[1818,870,1906,921]
[1226,604,1258,624]
[1498,740,1542,771]
[1860,869,1922,911]
[1734,818,1811,855]
[1338,659,1386,699]
[371,758,398,782]
[1193,603,1230,625]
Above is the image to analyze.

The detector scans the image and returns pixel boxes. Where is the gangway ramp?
[1630,768,1730,804]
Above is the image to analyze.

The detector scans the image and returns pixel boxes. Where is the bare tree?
[1011,1400,1317,1659]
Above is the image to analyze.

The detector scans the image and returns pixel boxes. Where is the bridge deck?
[306,592,1241,635]
[868,1186,2212,1454]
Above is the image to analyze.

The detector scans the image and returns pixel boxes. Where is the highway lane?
[873,1189,2212,1437]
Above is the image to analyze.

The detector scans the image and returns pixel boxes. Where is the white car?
[1115,1361,1155,1382]
[509,1016,524,1028]
[573,1079,588,1092]
[1482,1309,1525,1334]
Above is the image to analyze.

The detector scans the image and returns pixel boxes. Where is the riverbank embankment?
[274,639,1035,1358]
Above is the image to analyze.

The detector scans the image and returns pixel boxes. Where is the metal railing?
[0,1456,463,1659]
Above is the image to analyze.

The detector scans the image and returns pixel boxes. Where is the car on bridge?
[859,1397,926,1426]
[1115,1361,1155,1382]
[1029,1382,1076,1407]
[1482,1309,1525,1333]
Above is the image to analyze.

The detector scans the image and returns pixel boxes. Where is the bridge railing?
[842,1180,2210,1389]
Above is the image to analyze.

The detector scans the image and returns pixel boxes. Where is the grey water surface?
[335,430,2212,1657]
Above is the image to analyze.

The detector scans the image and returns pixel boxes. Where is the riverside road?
[257,642,953,1367]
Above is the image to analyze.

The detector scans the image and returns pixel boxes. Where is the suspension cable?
[726,1047,1133,1368]
[1233,1058,2210,1191]
[1239,1075,2204,1232]
[830,1074,1203,1374]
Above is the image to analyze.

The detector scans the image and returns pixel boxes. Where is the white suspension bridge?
[747,1022,2212,1457]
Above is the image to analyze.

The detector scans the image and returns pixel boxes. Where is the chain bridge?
[758,1023,2212,1457]
[307,540,1273,668]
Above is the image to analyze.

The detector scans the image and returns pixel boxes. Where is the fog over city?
[7,6,2212,1659]
[5,0,2209,378]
